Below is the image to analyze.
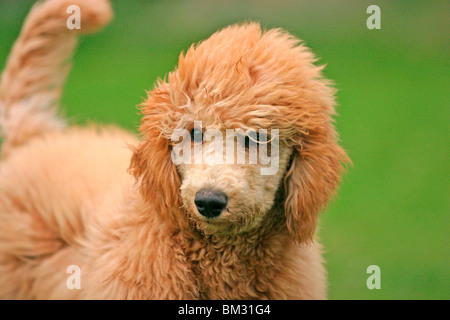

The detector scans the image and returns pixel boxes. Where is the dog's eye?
[190,128,203,143]
[244,131,260,149]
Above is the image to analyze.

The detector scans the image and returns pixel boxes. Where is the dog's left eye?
[244,131,260,149]
[190,128,203,143]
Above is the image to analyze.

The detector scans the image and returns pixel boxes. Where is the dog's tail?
[0,0,112,156]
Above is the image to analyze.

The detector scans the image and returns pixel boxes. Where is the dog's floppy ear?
[283,129,348,244]
[129,84,182,226]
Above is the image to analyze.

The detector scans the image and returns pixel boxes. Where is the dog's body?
[0,0,347,299]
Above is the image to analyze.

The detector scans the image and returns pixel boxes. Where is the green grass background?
[1,0,448,300]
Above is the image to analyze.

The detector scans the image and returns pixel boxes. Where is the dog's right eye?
[190,128,203,143]
[244,131,260,149]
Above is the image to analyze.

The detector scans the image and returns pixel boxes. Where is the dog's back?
[0,127,137,298]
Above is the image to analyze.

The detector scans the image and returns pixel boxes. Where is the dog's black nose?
[194,189,228,218]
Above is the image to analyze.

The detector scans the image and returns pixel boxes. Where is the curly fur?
[0,0,349,299]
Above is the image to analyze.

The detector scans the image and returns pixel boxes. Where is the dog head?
[130,23,348,243]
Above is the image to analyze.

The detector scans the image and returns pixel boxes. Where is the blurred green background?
[1,0,448,300]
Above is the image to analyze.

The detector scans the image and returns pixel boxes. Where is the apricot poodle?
[0,0,348,299]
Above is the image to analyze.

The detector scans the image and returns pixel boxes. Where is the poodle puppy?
[0,0,348,299]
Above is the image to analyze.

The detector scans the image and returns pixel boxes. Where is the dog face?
[174,123,293,236]
[130,23,348,243]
